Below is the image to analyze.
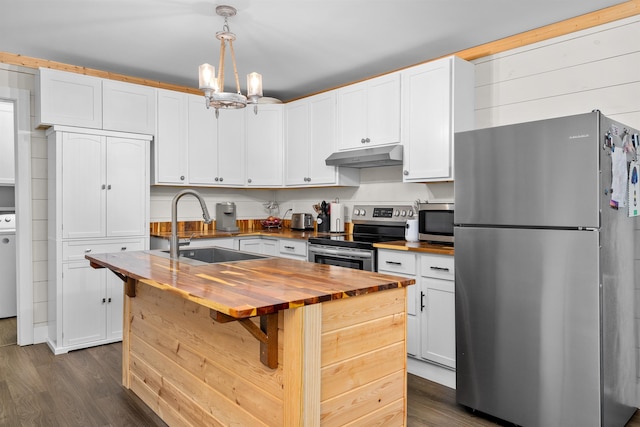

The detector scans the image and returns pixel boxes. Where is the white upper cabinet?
[56,130,149,239]
[154,93,245,187]
[37,68,157,134]
[37,68,102,129]
[402,56,474,182]
[285,92,347,186]
[246,104,283,187]
[103,80,156,134]
[337,73,401,150]
[187,94,218,185]
[155,89,189,185]
[216,108,246,186]
[284,100,309,185]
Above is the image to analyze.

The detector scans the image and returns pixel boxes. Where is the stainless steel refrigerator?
[454,111,637,427]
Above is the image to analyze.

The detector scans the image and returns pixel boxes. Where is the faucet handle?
[178,233,196,248]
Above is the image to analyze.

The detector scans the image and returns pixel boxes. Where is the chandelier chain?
[228,40,242,95]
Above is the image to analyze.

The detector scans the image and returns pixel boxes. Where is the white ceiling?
[0,0,626,101]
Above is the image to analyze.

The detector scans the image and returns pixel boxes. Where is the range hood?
[325,145,403,168]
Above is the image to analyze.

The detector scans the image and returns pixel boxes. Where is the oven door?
[308,244,375,272]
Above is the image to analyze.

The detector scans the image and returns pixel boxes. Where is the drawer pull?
[84,249,92,253]
[385,261,402,266]
[284,245,295,250]
[430,266,450,272]
[121,247,127,251]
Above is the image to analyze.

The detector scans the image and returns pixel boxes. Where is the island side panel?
[283,304,322,426]
[124,281,285,427]
[320,287,408,426]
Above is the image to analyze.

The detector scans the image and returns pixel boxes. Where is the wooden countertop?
[152,229,455,255]
[151,228,344,240]
[374,240,455,256]
[86,250,415,319]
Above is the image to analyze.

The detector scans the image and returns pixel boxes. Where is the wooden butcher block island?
[86,248,415,427]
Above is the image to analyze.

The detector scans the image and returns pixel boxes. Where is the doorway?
[0,87,33,346]
[0,99,16,346]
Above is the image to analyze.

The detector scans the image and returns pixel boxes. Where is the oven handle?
[308,246,373,259]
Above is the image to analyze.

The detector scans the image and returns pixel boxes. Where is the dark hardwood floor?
[0,317,17,348]
[0,341,638,426]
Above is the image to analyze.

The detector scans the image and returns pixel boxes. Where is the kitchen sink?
[153,246,268,264]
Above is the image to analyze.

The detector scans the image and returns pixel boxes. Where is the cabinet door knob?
[84,249,92,253]
[247,178,252,183]
[403,170,409,176]
[107,184,112,190]
[215,177,219,182]
[102,298,106,304]
[219,177,224,182]
[121,247,127,251]
[361,138,366,144]
[365,137,370,143]
[101,184,106,190]
[108,297,112,303]
[180,175,185,181]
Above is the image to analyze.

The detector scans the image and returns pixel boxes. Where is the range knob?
[353,209,360,216]
[360,209,366,216]
[400,210,407,217]
[394,209,400,217]
[408,211,414,217]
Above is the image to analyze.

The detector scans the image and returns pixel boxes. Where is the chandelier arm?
[218,38,226,92]
[228,40,242,95]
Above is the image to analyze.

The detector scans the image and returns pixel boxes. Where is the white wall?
[470,14,640,404]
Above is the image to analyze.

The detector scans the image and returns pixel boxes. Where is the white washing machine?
[0,213,16,318]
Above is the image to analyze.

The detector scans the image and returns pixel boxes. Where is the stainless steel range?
[308,204,414,271]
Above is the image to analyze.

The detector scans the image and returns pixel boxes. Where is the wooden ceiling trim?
[453,0,640,61]
[1,0,639,98]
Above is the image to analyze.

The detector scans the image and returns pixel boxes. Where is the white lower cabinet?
[377,249,455,386]
[61,261,123,348]
[50,237,145,354]
[238,236,308,260]
[239,237,278,256]
[419,254,455,369]
[277,238,308,260]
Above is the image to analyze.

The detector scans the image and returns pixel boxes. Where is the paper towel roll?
[330,202,344,232]
[405,219,419,242]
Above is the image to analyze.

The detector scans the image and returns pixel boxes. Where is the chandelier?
[198,5,263,117]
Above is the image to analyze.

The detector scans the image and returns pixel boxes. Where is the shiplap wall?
[470,14,640,402]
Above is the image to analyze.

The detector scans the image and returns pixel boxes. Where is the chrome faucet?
[170,189,212,259]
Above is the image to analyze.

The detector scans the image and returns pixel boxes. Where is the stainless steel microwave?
[418,203,454,244]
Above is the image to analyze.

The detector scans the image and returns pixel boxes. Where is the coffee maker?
[215,202,239,232]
